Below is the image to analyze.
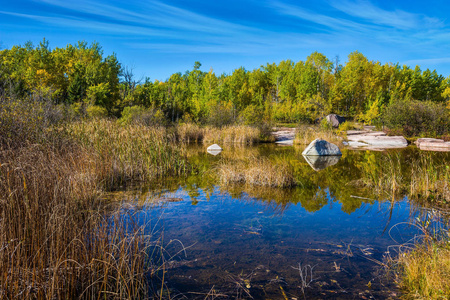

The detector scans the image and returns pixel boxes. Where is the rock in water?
[207,144,222,155]
[303,155,341,171]
[207,144,222,151]
[302,139,342,156]
[326,114,346,128]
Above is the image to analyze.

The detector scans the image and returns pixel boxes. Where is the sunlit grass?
[203,125,261,145]
[0,98,190,299]
[410,154,450,205]
[217,156,296,188]
[392,211,450,300]
[176,122,273,145]
[67,119,189,187]
[397,242,450,299]
[294,124,345,146]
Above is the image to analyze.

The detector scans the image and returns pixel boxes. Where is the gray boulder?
[303,155,341,171]
[302,139,342,156]
[326,114,346,128]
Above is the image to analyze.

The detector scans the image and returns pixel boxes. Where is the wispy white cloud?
[404,57,450,66]
[37,0,257,36]
[0,10,173,37]
[128,32,332,55]
[329,0,442,30]
[2,0,450,77]
[3,0,341,55]
[269,1,375,33]
[270,0,450,49]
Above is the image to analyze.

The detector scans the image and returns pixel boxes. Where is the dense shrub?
[382,100,450,137]
[239,104,264,126]
[118,105,166,126]
[205,101,235,127]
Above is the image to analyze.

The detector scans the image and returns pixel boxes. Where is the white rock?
[302,139,342,156]
[207,144,222,155]
[207,144,222,151]
[207,149,222,156]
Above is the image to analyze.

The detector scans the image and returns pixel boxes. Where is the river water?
[115,145,449,299]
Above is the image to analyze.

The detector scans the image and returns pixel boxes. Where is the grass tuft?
[217,156,296,188]
[294,124,344,146]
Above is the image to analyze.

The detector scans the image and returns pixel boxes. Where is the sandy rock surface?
[415,138,450,152]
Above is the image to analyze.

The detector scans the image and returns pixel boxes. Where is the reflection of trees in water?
[113,145,450,214]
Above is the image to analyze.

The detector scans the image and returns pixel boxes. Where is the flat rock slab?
[346,130,372,136]
[275,139,294,146]
[302,138,342,156]
[347,134,407,148]
[415,138,450,152]
[272,128,296,145]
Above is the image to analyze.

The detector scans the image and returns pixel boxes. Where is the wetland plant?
[0,97,190,299]
[391,210,450,299]
[294,124,345,146]
[217,156,296,188]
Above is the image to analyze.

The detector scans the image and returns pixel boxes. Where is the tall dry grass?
[68,119,189,187]
[392,211,450,299]
[203,125,261,145]
[0,139,152,298]
[217,156,296,188]
[176,122,204,143]
[176,122,274,145]
[294,124,345,146]
[0,97,188,298]
[410,154,450,204]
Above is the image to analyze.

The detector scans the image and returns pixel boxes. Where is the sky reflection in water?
[121,146,449,299]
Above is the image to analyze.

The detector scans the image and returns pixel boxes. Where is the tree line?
[1,40,449,126]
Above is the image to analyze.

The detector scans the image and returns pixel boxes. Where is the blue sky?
[1,0,450,81]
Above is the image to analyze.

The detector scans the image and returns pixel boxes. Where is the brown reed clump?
[0,142,151,299]
[0,97,184,299]
[68,119,189,188]
[203,125,261,145]
[217,157,296,188]
[392,211,450,299]
[410,154,450,204]
[294,124,344,146]
[176,122,204,143]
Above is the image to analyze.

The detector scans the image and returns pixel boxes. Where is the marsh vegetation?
[1,40,450,299]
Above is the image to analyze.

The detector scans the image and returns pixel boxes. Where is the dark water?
[116,145,449,299]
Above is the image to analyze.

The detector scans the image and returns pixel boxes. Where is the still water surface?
[118,145,449,299]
